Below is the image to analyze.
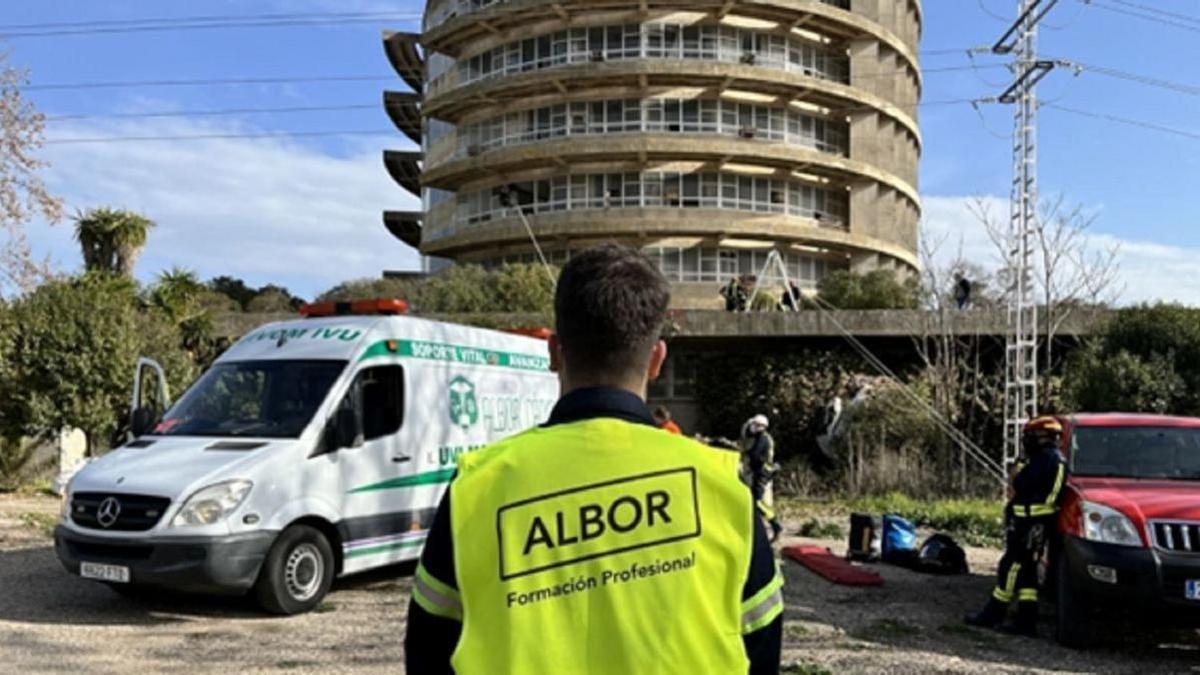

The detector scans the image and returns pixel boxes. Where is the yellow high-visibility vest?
[444,418,765,674]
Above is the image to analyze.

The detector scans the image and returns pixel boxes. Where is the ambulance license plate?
[80,561,130,584]
[1186,580,1200,601]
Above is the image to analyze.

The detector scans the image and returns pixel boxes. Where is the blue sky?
[3,0,1198,300]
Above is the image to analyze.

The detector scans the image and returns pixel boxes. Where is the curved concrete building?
[385,0,922,307]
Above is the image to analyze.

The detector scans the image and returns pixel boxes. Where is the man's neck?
[559,379,647,401]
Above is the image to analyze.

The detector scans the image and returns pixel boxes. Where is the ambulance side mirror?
[130,405,157,437]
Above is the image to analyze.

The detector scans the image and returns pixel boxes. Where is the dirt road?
[2,495,1198,673]
[779,536,1200,674]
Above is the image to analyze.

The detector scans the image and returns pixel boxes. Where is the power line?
[919,98,983,107]
[1083,0,1200,33]
[851,63,1006,80]
[24,74,401,92]
[23,62,985,94]
[919,47,978,56]
[0,14,421,40]
[0,10,423,31]
[1101,0,1200,25]
[46,103,379,122]
[44,129,398,145]
[1043,102,1200,142]
[1061,59,1200,97]
[42,99,988,142]
[977,0,1010,22]
[44,98,970,124]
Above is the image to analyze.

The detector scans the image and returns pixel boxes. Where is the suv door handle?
[392,454,411,463]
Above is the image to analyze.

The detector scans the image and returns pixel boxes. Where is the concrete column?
[850,251,882,273]
[847,38,880,99]
[848,180,881,240]
[848,109,879,165]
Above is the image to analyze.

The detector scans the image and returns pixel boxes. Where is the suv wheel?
[1055,554,1093,649]
[254,524,334,615]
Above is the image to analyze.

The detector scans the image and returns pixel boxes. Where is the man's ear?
[647,340,668,381]
[548,334,563,373]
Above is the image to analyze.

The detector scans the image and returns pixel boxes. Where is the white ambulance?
[54,301,559,614]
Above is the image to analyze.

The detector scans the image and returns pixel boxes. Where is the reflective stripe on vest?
[742,562,784,634]
[412,561,462,621]
[1011,461,1066,519]
[448,418,759,675]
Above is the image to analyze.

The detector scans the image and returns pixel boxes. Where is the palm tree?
[150,266,214,354]
[73,208,155,277]
[150,267,204,321]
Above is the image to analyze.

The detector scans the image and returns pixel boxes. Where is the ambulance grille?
[1150,521,1200,554]
[71,492,172,532]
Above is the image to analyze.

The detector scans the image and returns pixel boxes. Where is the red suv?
[1053,414,1200,647]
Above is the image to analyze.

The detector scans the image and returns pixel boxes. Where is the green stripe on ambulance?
[359,339,550,372]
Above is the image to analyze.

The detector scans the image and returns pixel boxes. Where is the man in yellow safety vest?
[405,244,784,674]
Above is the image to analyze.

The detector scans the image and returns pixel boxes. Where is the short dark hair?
[554,244,670,380]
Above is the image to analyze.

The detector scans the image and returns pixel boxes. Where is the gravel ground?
[778,533,1200,674]
[2,494,1199,674]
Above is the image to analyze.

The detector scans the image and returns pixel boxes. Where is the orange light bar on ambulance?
[300,298,409,317]
[504,327,552,340]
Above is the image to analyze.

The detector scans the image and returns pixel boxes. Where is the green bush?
[1064,343,1181,414]
[1063,305,1200,415]
[817,270,919,310]
[316,276,422,304]
[796,518,844,540]
[317,264,559,315]
[1,274,195,453]
[694,350,865,465]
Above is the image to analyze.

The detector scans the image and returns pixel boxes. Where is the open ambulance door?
[129,357,171,438]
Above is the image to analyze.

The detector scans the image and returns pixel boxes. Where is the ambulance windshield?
[154,360,346,439]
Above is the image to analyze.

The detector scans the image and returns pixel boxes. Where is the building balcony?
[421,205,918,271]
[421,134,919,210]
[423,58,920,146]
[447,97,849,163]
[421,0,919,81]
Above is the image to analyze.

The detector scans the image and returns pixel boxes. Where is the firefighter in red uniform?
[965,416,1067,636]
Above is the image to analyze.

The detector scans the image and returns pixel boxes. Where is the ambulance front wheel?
[254,524,335,615]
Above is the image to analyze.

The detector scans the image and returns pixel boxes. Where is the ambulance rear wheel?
[254,525,334,615]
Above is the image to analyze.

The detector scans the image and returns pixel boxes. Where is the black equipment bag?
[847,513,882,562]
[917,533,970,575]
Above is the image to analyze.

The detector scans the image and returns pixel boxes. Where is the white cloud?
[27,117,420,299]
[922,195,1200,306]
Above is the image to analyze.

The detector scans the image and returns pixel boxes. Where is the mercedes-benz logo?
[96,497,121,528]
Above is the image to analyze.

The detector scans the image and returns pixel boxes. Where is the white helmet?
[745,414,770,433]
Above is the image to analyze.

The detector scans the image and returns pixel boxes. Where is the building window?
[641,246,843,287]
[455,171,849,228]
[452,22,849,89]
[457,96,847,158]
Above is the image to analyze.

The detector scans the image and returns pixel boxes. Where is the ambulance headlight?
[172,480,253,527]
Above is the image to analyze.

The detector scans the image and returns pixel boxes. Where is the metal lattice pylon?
[1003,0,1042,473]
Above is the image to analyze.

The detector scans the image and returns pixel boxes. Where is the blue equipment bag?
[881,514,918,565]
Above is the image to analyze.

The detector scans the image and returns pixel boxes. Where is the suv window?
[1072,426,1200,480]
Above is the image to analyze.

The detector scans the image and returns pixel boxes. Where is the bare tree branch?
[0,55,62,298]
[974,191,1122,406]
